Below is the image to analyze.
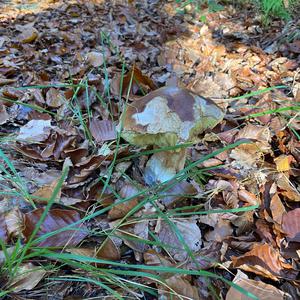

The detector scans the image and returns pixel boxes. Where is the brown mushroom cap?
[120,86,224,147]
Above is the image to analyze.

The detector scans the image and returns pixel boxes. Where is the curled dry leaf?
[121,66,157,96]
[226,270,288,300]
[16,119,53,143]
[108,183,140,220]
[159,275,200,300]
[23,208,88,247]
[89,119,116,143]
[32,178,61,203]
[159,179,197,207]
[46,88,65,108]
[68,238,121,261]
[157,219,201,261]
[86,51,104,67]
[8,263,46,293]
[0,102,9,125]
[282,208,300,242]
[0,213,8,243]
[17,27,38,43]
[232,243,297,280]
[205,219,233,242]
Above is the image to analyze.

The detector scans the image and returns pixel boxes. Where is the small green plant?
[175,0,224,14]
[257,0,291,24]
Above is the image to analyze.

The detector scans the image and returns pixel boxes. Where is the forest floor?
[0,0,300,299]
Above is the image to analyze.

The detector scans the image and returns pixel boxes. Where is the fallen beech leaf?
[46,88,65,108]
[68,238,121,261]
[157,219,201,261]
[232,243,297,280]
[32,179,61,203]
[8,263,46,292]
[5,207,24,239]
[17,119,52,143]
[270,193,286,224]
[96,237,121,261]
[274,155,294,172]
[18,27,38,43]
[89,119,116,143]
[159,179,197,207]
[144,249,173,269]
[0,102,9,125]
[226,270,287,300]
[121,66,157,96]
[0,213,8,243]
[159,275,200,300]
[86,51,104,67]
[121,220,149,261]
[23,208,87,247]
[205,219,233,242]
[276,173,300,202]
[282,208,300,242]
[108,183,140,220]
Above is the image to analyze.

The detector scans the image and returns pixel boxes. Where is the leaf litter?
[0,0,300,299]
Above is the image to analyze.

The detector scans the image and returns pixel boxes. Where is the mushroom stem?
[144,148,187,185]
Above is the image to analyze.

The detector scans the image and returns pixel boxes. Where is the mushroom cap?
[120,86,224,147]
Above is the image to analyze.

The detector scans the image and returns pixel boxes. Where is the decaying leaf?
[46,88,65,108]
[17,26,38,43]
[226,270,288,300]
[0,102,9,125]
[0,213,8,243]
[89,119,116,143]
[8,263,46,292]
[157,219,201,261]
[159,179,197,207]
[16,119,53,143]
[86,51,104,67]
[121,66,157,96]
[232,243,297,280]
[108,183,140,220]
[159,275,200,300]
[23,208,88,247]
[282,208,300,242]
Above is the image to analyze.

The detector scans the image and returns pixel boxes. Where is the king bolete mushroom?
[120,86,224,185]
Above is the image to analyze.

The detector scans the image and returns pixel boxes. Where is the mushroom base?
[144,148,187,185]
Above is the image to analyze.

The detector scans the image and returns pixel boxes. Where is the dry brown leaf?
[157,219,201,261]
[159,180,197,207]
[226,270,288,300]
[96,237,121,261]
[5,207,24,239]
[32,179,61,202]
[205,219,233,242]
[16,119,53,143]
[46,88,65,108]
[23,208,88,247]
[108,183,140,220]
[18,27,38,43]
[121,66,157,96]
[274,155,294,172]
[282,208,300,242]
[89,119,116,143]
[0,213,8,243]
[159,275,200,300]
[0,102,9,125]
[276,173,300,202]
[8,263,46,292]
[232,243,297,280]
[86,51,104,67]
[270,193,286,224]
